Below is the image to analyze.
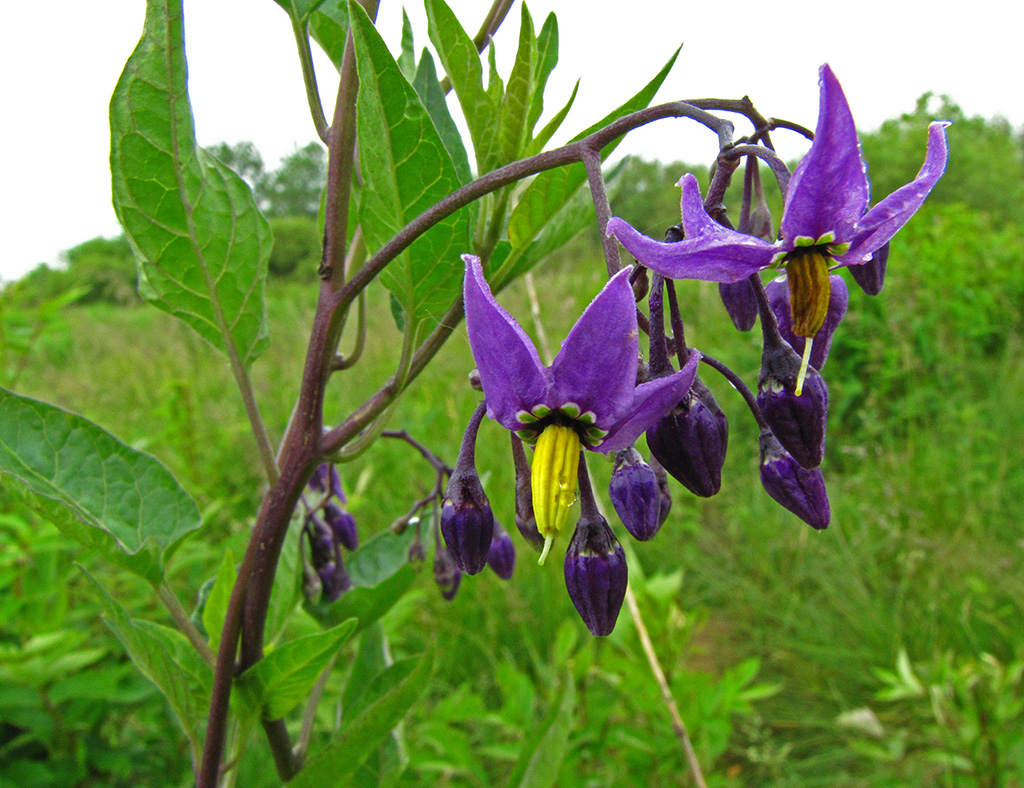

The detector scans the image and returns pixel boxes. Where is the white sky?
[1,0,1020,281]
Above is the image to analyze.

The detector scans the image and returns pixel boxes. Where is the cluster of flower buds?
[302,462,359,603]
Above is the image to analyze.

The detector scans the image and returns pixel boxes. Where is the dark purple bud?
[757,339,828,469]
[440,480,493,575]
[306,515,336,569]
[650,457,673,526]
[318,559,352,602]
[433,546,462,601]
[609,447,661,541]
[324,501,359,551]
[645,377,729,497]
[511,434,545,552]
[759,432,830,529]
[719,279,758,332]
[766,274,849,370]
[486,521,516,580]
[440,403,494,574]
[848,241,888,296]
[309,462,344,501]
[564,516,628,637]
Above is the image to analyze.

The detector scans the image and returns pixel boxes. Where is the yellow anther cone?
[531,425,581,564]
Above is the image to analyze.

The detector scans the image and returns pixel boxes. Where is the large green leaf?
[498,5,536,166]
[110,0,271,368]
[350,1,469,324]
[289,647,434,787]
[309,0,350,68]
[506,48,681,262]
[83,568,210,757]
[527,12,560,139]
[237,619,356,720]
[424,0,498,172]
[201,547,236,654]
[0,388,201,585]
[505,671,576,788]
[413,49,472,186]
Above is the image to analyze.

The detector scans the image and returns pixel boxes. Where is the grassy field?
[4,199,1024,787]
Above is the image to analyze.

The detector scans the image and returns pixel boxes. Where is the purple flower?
[324,501,359,551]
[463,255,700,559]
[608,63,947,357]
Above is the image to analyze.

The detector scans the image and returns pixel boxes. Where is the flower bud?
[440,475,494,575]
[309,462,345,500]
[759,432,830,529]
[848,241,888,296]
[766,274,849,370]
[318,559,352,602]
[757,338,828,469]
[486,521,516,580]
[324,501,359,551]
[408,537,426,564]
[433,546,462,601]
[609,447,661,541]
[646,377,728,497]
[441,403,495,574]
[306,514,336,569]
[719,279,758,332]
[564,516,628,637]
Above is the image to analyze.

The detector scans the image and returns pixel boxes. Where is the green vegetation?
[2,101,1022,786]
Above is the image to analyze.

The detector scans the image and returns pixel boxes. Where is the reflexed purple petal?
[840,122,950,263]
[767,274,849,370]
[463,255,552,431]
[598,350,701,453]
[551,267,638,425]
[608,176,775,282]
[781,65,869,246]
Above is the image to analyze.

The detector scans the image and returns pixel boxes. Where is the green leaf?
[397,9,416,80]
[527,12,559,138]
[110,0,271,368]
[350,1,470,324]
[527,79,578,158]
[425,0,498,172]
[309,0,350,68]
[341,623,389,718]
[238,619,356,720]
[506,48,680,261]
[413,49,473,186]
[82,568,209,757]
[272,0,323,24]
[505,671,576,788]
[289,647,434,787]
[0,388,201,585]
[347,526,416,587]
[202,547,236,653]
[498,5,536,166]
